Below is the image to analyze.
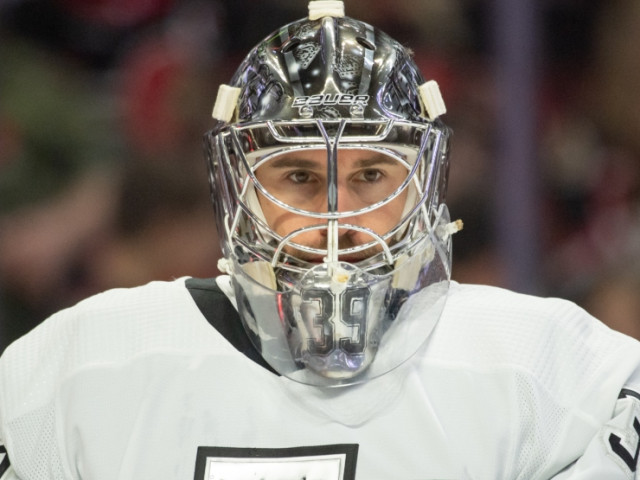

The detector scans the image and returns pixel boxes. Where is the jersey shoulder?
[442,281,636,346]
[430,282,640,403]
[0,278,269,479]
[0,278,233,421]
[3,277,211,358]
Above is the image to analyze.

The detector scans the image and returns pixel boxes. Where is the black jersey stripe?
[185,277,279,376]
[619,388,640,402]
[0,445,10,478]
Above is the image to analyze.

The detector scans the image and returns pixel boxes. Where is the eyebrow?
[266,154,399,170]
[267,157,321,170]
[353,155,400,168]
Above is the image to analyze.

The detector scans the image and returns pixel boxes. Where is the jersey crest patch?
[194,444,358,480]
[0,445,10,479]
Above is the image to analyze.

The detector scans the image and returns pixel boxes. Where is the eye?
[287,170,313,184]
[355,169,383,183]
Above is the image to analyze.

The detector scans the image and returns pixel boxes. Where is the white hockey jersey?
[1,278,639,480]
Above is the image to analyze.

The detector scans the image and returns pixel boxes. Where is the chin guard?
[220,205,458,387]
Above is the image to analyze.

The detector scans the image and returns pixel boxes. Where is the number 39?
[301,287,370,356]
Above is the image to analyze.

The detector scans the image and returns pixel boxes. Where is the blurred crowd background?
[1,0,640,352]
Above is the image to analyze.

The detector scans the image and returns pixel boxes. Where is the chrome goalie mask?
[204,1,460,386]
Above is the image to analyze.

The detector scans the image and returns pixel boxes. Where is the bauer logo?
[293,94,369,107]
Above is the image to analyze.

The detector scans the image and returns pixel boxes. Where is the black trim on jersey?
[194,444,358,480]
[619,388,640,402]
[185,277,278,376]
[0,445,10,478]
[608,388,640,472]
[609,418,640,472]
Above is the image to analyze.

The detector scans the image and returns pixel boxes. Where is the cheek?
[258,198,283,234]
[259,199,316,239]
[368,191,407,231]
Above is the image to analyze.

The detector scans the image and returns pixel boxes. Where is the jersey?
[1,277,640,479]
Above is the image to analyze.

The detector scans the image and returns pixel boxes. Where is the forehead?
[261,148,405,169]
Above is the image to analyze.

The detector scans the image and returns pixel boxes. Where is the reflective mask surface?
[205,11,453,386]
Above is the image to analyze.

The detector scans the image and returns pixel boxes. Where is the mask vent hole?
[282,37,301,53]
[356,36,375,50]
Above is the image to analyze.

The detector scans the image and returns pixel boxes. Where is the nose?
[334,181,361,214]
[321,182,365,246]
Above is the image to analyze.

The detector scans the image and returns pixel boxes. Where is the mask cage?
[205,118,450,280]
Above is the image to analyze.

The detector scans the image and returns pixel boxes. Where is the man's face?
[254,148,410,262]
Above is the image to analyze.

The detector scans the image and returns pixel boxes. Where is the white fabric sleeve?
[0,467,20,480]
[552,368,640,479]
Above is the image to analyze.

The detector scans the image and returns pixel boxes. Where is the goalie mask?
[204,0,459,387]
